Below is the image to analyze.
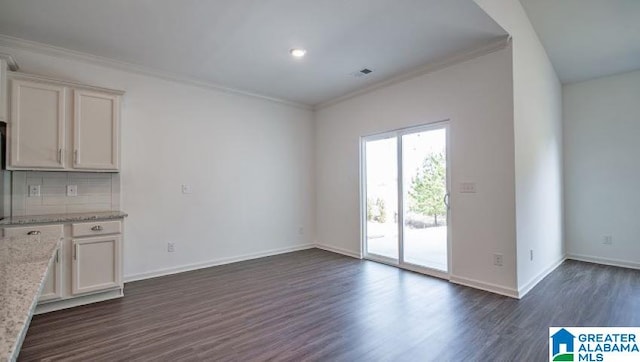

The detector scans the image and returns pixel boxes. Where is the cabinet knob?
[91,225,104,231]
[27,230,41,235]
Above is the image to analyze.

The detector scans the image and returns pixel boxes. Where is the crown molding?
[9,71,125,95]
[0,51,19,71]
[0,34,312,110]
[315,36,511,110]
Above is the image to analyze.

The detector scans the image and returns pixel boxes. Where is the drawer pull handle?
[91,225,104,231]
[27,230,41,235]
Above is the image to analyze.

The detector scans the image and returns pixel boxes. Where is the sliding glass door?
[363,135,399,262]
[362,122,450,276]
[401,128,448,272]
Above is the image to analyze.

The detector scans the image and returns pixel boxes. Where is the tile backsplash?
[12,172,120,216]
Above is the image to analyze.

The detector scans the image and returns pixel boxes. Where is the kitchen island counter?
[0,233,62,361]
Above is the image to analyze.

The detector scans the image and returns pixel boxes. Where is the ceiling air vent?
[351,68,374,78]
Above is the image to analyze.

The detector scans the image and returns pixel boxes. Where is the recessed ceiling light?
[290,48,307,58]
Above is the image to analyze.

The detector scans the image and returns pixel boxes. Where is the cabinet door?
[2,224,64,302]
[73,89,120,170]
[40,248,63,302]
[72,235,122,295]
[0,59,7,123]
[10,79,66,169]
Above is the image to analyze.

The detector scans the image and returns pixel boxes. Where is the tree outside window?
[408,152,446,226]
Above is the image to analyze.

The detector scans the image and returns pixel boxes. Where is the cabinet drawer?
[72,220,121,237]
[3,224,64,238]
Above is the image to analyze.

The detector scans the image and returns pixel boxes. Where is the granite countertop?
[0,211,128,226]
[0,232,62,361]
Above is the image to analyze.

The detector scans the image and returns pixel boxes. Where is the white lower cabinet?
[3,224,64,301]
[40,248,63,301]
[2,219,124,311]
[72,235,122,295]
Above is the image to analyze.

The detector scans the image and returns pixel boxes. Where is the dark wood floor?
[19,249,640,361]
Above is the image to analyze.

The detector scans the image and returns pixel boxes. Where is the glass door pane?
[401,128,448,271]
[364,137,399,261]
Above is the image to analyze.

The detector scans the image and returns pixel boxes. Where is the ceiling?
[521,0,640,84]
[0,0,507,106]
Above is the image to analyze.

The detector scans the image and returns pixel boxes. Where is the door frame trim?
[359,120,451,280]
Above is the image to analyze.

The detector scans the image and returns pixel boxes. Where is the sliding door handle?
[444,193,450,209]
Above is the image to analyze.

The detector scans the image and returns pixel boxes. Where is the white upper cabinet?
[0,59,7,123]
[7,73,123,171]
[10,79,66,169]
[1,55,18,124]
[73,89,119,170]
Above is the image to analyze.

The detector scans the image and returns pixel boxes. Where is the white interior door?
[362,122,450,277]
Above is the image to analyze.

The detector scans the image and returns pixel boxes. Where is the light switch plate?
[460,182,477,193]
[66,185,78,197]
[181,184,193,194]
[28,185,41,197]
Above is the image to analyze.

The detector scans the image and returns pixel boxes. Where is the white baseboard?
[317,245,517,298]
[449,274,519,299]
[567,253,640,270]
[35,288,124,314]
[124,243,315,283]
[517,256,566,299]
[314,243,362,259]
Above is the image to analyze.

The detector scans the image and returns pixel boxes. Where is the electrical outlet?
[66,185,78,197]
[181,184,193,194]
[460,182,477,193]
[28,185,41,197]
[167,242,175,252]
[530,249,534,261]
[603,235,613,245]
[493,253,503,266]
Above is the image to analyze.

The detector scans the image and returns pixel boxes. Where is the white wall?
[0,41,316,280]
[315,47,519,295]
[564,70,640,268]
[474,0,564,294]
